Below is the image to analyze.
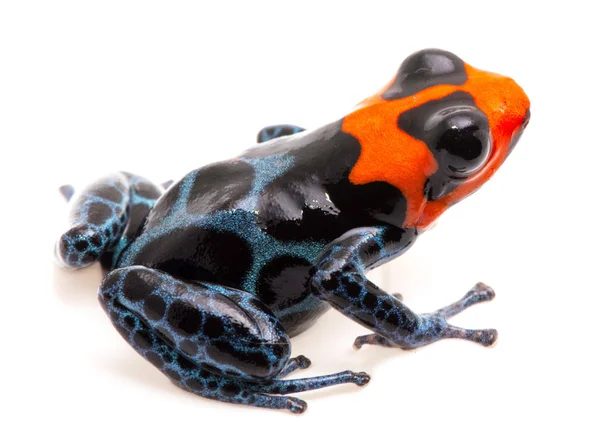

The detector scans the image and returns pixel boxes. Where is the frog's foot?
[277,355,312,378]
[257,124,305,143]
[310,227,497,353]
[354,283,498,350]
[99,266,369,414]
[55,172,164,269]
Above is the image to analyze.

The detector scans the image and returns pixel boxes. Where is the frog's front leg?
[310,227,498,350]
[99,266,368,413]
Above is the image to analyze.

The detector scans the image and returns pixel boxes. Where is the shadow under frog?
[55,49,530,413]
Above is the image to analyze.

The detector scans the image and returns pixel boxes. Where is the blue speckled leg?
[310,227,498,350]
[99,266,369,413]
[55,172,163,269]
[257,124,305,143]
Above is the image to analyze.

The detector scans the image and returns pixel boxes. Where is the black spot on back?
[382,49,467,100]
[140,228,253,288]
[187,161,255,214]
[256,121,408,241]
[257,255,312,305]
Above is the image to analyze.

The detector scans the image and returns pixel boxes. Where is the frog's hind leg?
[56,172,163,269]
[256,124,305,143]
[99,266,369,413]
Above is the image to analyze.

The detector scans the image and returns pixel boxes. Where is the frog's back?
[115,124,341,335]
[116,120,408,335]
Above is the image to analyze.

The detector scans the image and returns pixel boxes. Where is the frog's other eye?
[431,111,491,176]
[382,49,467,100]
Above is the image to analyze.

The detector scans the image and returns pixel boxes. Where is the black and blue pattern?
[310,227,497,349]
[55,47,522,413]
[99,266,368,413]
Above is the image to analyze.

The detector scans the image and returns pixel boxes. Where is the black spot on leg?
[95,186,124,203]
[123,315,136,329]
[177,355,197,372]
[87,203,113,225]
[74,240,88,251]
[221,383,241,397]
[143,294,167,321]
[122,269,156,303]
[342,277,362,297]
[320,274,339,292]
[203,317,225,338]
[89,234,102,247]
[362,292,379,310]
[167,300,203,336]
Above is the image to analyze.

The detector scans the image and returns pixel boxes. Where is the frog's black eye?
[433,112,491,176]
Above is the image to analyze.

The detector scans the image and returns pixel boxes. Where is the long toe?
[353,371,371,386]
[286,397,308,414]
[474,282,496,302]
[477,329,498,346]
[296,355,312,369]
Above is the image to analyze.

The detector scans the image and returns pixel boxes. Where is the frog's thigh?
[99,266,369,413]
[98,266,312,412]
[99,266,293,381]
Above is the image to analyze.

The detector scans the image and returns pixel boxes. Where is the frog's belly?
[117,221,331,337]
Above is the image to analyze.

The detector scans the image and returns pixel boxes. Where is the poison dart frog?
[56,49,530,414]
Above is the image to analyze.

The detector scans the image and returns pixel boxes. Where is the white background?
[1,1,598,445]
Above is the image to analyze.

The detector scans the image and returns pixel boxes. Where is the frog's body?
[115,120,414,337]
[56,49,530,413]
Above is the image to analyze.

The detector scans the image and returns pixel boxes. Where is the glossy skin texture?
[56,49,530,413]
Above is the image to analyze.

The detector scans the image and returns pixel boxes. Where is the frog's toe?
[353,371,371,386]
[443,325,498,347]
[286,397,308,414]
[476,328,498,346]
[295,355,311,369]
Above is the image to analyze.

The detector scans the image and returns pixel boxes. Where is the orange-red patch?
[343,63,530,230]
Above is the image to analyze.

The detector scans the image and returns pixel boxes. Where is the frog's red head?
[343,49,530,230]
